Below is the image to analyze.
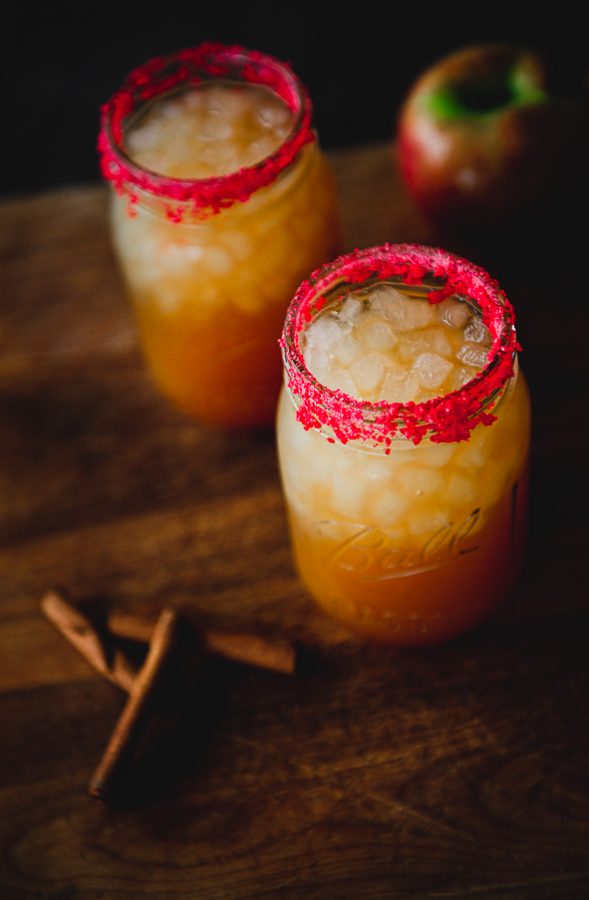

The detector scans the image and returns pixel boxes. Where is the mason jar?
[99,43,341,426]
[277,243,531,646]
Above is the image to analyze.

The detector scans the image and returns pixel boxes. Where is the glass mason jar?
[98,44,341,427]
[277,244,531,646]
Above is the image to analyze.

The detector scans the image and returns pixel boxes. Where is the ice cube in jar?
[125,83,294,179]
[301,282,492,403]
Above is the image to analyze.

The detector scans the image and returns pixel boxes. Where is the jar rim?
[279,243,519,448]
[98,43,314,221]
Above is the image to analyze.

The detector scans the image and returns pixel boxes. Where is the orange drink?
[278,244,530,645]
[99,44,341,426]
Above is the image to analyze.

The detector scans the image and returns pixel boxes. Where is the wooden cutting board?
[1,145,588,899]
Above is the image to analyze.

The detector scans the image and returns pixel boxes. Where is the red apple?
[398,45,588,231]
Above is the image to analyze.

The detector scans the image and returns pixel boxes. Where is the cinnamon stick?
[44,592,295,804]
[41,591,138,692]
[107,609,153,643]
[204,631,295,675]
[88,607,178,800]
[107,609,295,675]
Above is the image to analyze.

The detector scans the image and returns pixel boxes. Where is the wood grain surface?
[1,145,588,899]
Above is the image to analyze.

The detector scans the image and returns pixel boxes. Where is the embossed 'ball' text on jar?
[277,244,531,646]
[99,44,341,427]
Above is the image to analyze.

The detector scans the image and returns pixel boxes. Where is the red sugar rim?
[280,243,520,447]
[98,43,314,220]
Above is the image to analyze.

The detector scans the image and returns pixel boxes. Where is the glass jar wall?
[277,244,531,646]
[99,44,341,426]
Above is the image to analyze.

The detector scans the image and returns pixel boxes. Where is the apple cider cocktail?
[99,44,341,426]
[278,244,530,646]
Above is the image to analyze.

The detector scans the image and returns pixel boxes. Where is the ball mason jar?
[277,244,531,646]
[99,44,341,427]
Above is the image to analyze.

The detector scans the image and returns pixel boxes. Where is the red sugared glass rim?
[98,43,315,220]
[280,243,520,447]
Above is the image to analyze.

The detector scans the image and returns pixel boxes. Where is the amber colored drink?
[99,45,341,426]
[277,244,531,646]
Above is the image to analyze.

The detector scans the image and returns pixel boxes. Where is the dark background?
[5,6,587,197]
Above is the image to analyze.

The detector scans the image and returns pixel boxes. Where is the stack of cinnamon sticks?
[41,590,295,802]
